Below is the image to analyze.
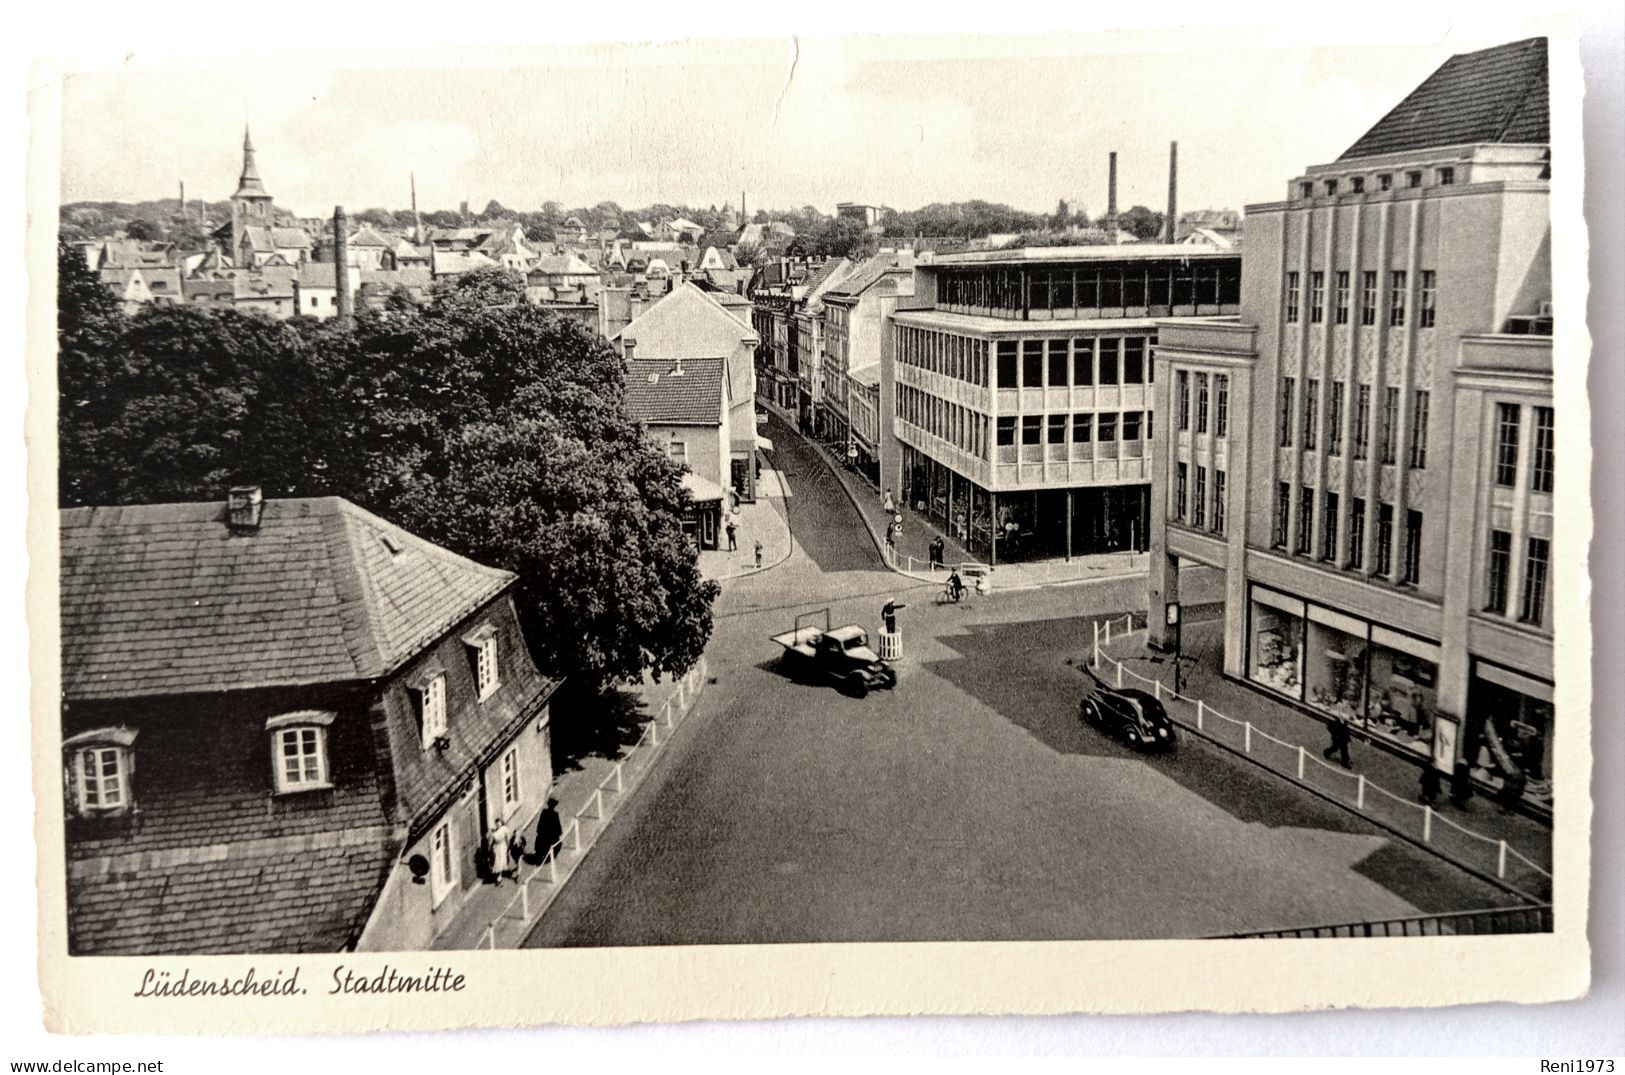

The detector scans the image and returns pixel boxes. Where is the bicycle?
[936,584,965,605]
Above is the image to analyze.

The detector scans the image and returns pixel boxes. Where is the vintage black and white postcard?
[25,13,1595,1034]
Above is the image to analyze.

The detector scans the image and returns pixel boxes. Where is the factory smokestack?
[1106,151,1118,232]
[1165,141,1179,244]
[411,173,423,245]
[334,206,353,327]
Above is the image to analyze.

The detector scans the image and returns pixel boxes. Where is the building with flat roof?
[1146,37,1554,814]
[890,244,1241,564]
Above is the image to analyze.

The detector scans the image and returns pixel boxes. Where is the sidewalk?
[431,660,710,949]
[798,428,1147,590]
[697,459,792,581]
[1101,619,1553,899]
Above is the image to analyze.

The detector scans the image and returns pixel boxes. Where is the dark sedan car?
[1078,668,1178,752]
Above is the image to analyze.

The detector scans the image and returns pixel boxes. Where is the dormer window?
[464,625,501,701]
[266,711,334,794]
[412,671,448,748]
[64,727,138,817]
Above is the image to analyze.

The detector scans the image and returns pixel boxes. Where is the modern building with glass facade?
[1146,37,1555,814]
[889,245,1241,563]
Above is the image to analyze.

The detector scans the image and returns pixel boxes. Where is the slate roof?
[624,359,726,426]
[347,225,391,248]
[1340,37,1548,160]
[531,254,597,275]
[823,252,904,300]
[59,497,515,701]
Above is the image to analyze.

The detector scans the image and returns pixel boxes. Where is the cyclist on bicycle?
[947,569,965,603]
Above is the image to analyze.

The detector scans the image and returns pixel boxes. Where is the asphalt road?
[524,413,1514,945]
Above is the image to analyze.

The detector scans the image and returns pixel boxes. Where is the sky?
[51,25,1549,220]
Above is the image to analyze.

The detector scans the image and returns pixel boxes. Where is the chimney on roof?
[411,172,423,245]
[1106,151,1118,232]
[334,206,354,327]
[670,356,685,376]
[622,335,637,362]
[1165,141,1179,244]
[227,485,264,534]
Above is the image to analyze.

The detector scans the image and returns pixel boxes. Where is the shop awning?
[755,434,774,451]
[680,471,725,504]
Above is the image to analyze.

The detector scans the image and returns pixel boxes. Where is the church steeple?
[235,125,270,199]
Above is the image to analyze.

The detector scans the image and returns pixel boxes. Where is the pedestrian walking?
[884,526,896,553]
[488,817,513,885]
[1449,760,1474,807]
[534,798,564,863]
[929,536,945,570]
[754,540,763,569]
[883,488,895,514]
[1418,764,1442,805]
[1322,714,1352,768]
[725,519,738,551]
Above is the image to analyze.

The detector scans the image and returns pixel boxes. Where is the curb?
[1098,627,1549,904]
[708,464,795,582]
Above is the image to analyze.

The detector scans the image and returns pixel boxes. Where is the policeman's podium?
[878,630,903,661]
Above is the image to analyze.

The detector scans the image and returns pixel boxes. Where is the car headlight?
[1158,727,1168,737]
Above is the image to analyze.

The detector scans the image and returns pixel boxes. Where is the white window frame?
[499,746,522,816]
[64,727,139,816]
[464,625,501,701]
[415,672,448,748]
[429,820,456,905]
[266,711,334,794]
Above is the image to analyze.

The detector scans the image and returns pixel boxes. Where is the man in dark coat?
[533,798,564,863]
[1322,714,1352,768]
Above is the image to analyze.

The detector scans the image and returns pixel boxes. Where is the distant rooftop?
[925,244,1238,267]
[1340,37,1548,160]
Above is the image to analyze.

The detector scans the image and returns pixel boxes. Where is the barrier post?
[1497,840,1508,879]
[567,820,581,851]
[1422,805,1432,843]
[613,763,624,793]
[1243,722,1252,753]
[1115,663,1124,689]
[1105,619,1113,645]
[548,854,558,885]
[519,881,530,919]
[1356,774,1367,810]
[1153,679,1161,700]
[1297,745,1305,780]
[594,789,604,818]
[484,925,496,950]
[1196,700,1204,731]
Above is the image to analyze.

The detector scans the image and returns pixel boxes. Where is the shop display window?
[1305,621,1367,722]
[1249,601,1303,699]
[1366,645,1438,746]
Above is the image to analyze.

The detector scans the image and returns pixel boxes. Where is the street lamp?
[1165,601,1183,695]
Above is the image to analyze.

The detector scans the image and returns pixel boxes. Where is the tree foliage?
[1119,205,1167,241]
[56,251,718,690]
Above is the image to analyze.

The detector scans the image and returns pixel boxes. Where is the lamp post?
[1165,601,1183,695]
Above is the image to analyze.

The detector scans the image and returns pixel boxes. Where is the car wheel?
[1125,728,1141,746]
[850,679,869,699]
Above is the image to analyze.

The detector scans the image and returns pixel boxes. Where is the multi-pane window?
[1309,271,1325,323]
[1195,373,1210,434]
[418,673,448,747]
[1532,406,1554,494]
[76,746,128,813]
[1214,375,1230,437]
[1419,270,1437,328]
[430,821,456,903]
[1048,340,1068,386]
[1123,338,1145,383]
[1377,173,1393,192]
[666,440,687,465]
[1285,272,1300,323]
[1406,170,1423,188]
[1403,510,1423,585]
[1098,338,1120,385]
[1388,270,1407,326]
[1408,390,1430,469]
[1360,271,1377,325]
[1354,384,1371,459]
[1495,403,1520,486]
[1176,370,1190,430]
[1348,498,1366,570]
[1122,411,1143,442]
[1303,379,1319,450]
[997,341,1018,387]
[1437,167,1454,186]
[1071,413,1090,443]
[1334,271,1350,324]
[1047,413,1067,443]
[1321,492,1339,561]
[1274,482,1290,548]
[1175,463,1188,521]
[1212,471,1226,534]
[500,746,522,814]
[1485,530,1512,612]
[1022,415,1041,444]
[1192,467,1207,528]
[1073,339,1093,385]
[1375,503,1394,577]
[1327,382,1344,456]
[1279,377,1295,447]
[1097,413,1117,442]
[996,416,1016,445]
[1297,489,1314,554]
[1379,386,1399,464]
[274,725,328,793]
[1023,340,1043,386]
[1351,176,1365,194]
[1521,537,1550,626]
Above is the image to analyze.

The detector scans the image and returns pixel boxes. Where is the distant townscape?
[54,36,1555,957]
